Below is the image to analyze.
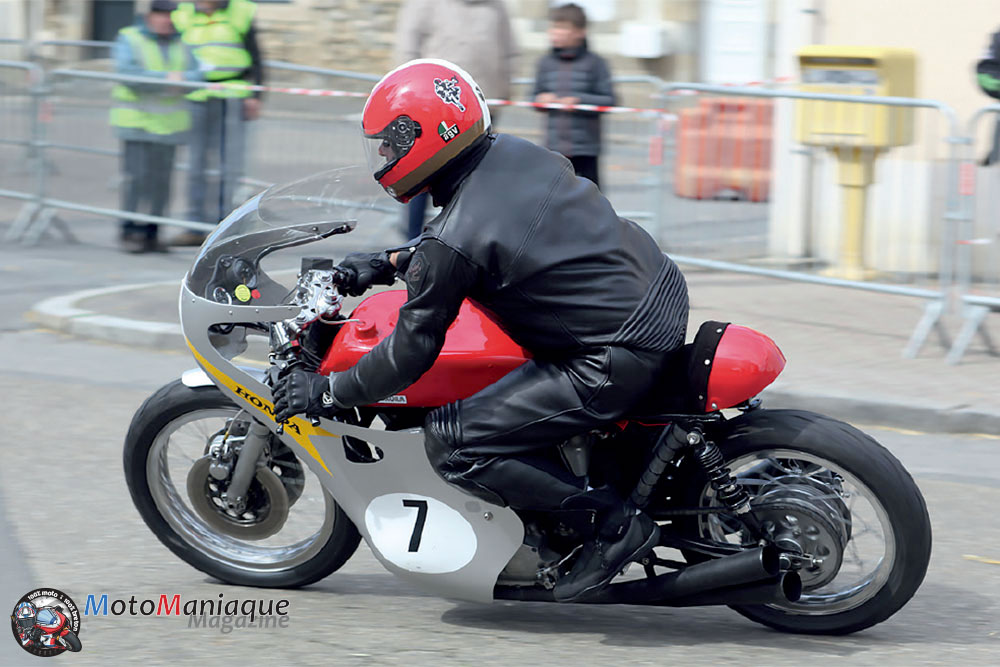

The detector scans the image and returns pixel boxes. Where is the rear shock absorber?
[688,429,754,518]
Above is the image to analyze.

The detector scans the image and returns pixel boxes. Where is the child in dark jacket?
[532,3,615,188]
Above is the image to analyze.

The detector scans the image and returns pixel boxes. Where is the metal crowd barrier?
[1,54,993,363]
[945,104,1000,363]
[3,69,221,243]
[0,58,77,244]
[506,74,670,230]
[0,59,39,163]
[491,105,662,229]
[5,44,668,228]
[265,61,379,88]
[0,66,405,246]
[653,82,962,359]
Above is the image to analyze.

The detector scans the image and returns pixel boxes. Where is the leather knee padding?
[423,403,508,507]
[424,402,462,471]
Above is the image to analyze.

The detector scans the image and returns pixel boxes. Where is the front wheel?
[124,379,361,588]
[60,630,81,652]
[682,409,931,635]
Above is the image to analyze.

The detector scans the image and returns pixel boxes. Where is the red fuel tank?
[319,290,531,407]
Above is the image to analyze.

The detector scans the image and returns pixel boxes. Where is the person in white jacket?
[394,0,517,114]
[394,0,518,239]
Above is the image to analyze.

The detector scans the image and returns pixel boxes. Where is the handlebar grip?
[331,267,353,285]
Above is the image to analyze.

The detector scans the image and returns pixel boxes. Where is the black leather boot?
[553,507,659,602]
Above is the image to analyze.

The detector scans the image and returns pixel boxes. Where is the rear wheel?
[124,380,360,588]
[679,409,931,634]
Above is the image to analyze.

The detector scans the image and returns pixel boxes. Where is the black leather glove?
[337,251,396,297]
[273,370,341,422]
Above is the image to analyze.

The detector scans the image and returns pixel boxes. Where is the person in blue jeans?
[111,0,201,253]
[169,0,264,246]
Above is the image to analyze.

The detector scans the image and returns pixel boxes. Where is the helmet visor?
[363,115,421,183]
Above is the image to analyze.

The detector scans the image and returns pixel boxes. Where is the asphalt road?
[0,325,998,666]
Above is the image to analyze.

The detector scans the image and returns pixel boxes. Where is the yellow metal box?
[796,45,916,148]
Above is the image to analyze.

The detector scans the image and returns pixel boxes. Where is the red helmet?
[361,59,492,202]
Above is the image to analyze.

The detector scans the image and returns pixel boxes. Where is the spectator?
[533,3,614,188]
[111,0,200,253]
[976,29,1000,165]
[394,0,517,239]
[170,0,264,246]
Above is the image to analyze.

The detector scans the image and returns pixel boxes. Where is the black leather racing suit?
[330,134,689,512]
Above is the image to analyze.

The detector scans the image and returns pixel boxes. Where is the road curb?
[760,389,1000,436]
[27,281,186,350]
[27,283,1000,436]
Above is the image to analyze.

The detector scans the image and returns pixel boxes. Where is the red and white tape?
[229,76,794,113]
[225,81,668,114]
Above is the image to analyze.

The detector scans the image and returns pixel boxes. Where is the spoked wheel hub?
[186,457,290,541]
[753,476,851,590]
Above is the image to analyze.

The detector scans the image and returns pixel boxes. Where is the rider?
[14,602,38,646]
[273,59,690,601]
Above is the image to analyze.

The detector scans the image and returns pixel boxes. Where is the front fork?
[220,419,270,514]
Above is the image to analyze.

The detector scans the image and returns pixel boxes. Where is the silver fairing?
[179,168,524,602]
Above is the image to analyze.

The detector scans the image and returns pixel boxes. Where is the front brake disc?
[186,457,290,541]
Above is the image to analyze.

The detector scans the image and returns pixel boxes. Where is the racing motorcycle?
[14,604,82,652]
[124,168,931,635]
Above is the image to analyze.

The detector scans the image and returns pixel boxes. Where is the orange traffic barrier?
[674,97,773,202]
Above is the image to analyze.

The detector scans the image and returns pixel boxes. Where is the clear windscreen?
[35,609,58,625]
[185,166,398,304]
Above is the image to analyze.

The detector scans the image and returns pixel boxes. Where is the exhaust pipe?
[664,571,803,607]
[493,546,800,607]
[590,545,782,605]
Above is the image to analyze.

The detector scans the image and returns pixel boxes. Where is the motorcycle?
[17,607,82,652]
[124,168,931,635]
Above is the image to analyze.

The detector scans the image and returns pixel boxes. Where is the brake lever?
[331,266,355,296]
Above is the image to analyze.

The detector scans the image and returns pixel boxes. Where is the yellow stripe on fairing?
[186,339,334,475]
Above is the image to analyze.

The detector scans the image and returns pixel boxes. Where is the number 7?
[402,499,428,552]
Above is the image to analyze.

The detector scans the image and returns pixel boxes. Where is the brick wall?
[253,0,701,105]
[257,0,402,73]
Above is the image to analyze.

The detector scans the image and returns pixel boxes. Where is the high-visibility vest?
[173,0,256,100]
[110,27,191,136]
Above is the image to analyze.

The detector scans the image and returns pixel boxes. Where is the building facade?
[1,1,705,86]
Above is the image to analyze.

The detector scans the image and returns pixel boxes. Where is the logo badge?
[405,252,426,286]
[10,588,82,657]
[433,76,466,112]
[437,121,460,143]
